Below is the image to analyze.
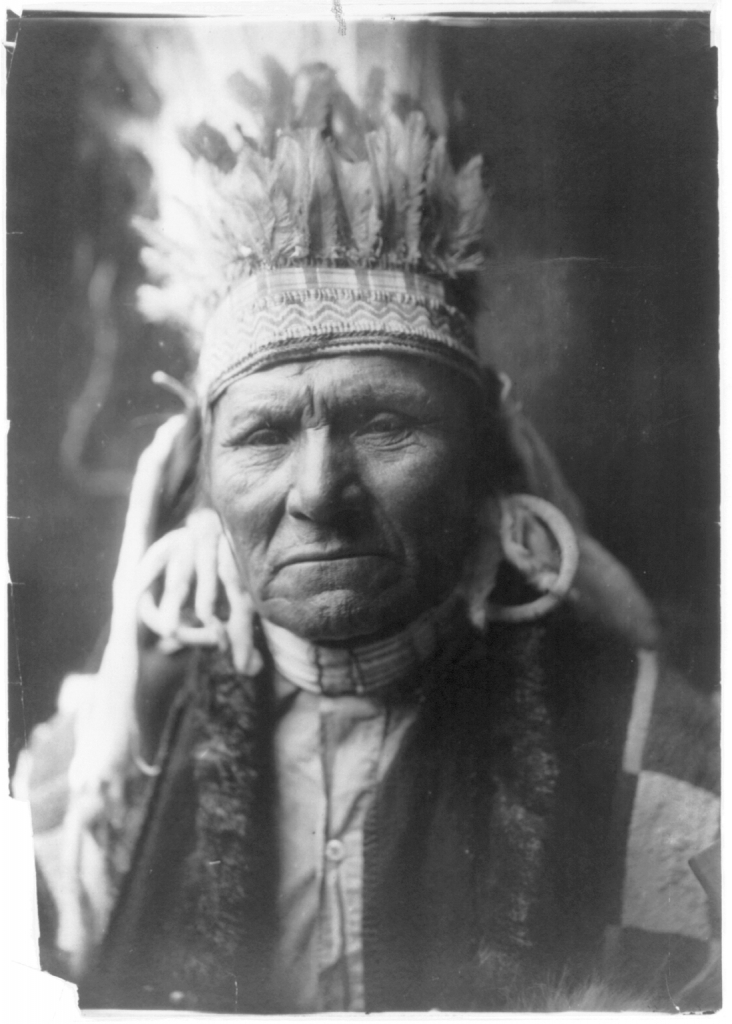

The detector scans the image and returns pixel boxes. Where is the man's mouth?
[276,550,390,570]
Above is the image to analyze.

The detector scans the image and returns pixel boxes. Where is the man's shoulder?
[470,611,720,1009]
[490,609,718,784]
[544,614,720,1010]
[642,665,719,794]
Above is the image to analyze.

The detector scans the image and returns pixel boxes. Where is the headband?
[199,266,481,403]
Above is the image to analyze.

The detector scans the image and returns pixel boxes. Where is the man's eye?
[230,427,288,448]
[249,428,289,446]
[358,414,409,436]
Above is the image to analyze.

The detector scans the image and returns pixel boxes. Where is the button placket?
[325,837,345,863]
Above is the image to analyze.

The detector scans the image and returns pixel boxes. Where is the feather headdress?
[110,21,489,402]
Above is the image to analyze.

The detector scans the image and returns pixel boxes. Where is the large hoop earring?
[486,494,579,623]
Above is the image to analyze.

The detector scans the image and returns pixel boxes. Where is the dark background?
[7,13,718,767]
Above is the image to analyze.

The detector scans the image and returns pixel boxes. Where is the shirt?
[270,677,418,1011]
[262,599,458,1012]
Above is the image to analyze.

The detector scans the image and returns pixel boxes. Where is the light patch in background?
[621,771,720,941]
[1,798,80,1021]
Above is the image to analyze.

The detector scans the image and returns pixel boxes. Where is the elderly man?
[17,24,719,1014]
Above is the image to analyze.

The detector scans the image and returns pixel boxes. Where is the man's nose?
[285,428,363,523]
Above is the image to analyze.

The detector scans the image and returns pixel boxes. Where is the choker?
[261,595,460,696]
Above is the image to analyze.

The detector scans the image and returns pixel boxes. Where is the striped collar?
[261,595,460,696]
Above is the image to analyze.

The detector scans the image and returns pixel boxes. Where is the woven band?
[199,266,480,403]
[262,592,461,696]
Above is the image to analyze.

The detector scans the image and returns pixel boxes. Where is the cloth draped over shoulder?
[18,603,720,1013]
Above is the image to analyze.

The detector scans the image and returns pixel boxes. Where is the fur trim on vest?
[81,608,643,1012]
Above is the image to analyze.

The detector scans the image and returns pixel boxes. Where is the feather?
[362,66,386,127]
[330,90,369,162]
[449,154,488,270]
[303,130,340,260]
[179,122,237,172]
[108,28,491,329]
[293,63,339,132]
[267,170,304,264]
[227,71,266,117]
[332,154,378,260]
[385,114,409,264]
[365,126,393,261]
[400,111,431,265]
[229,62,295,157]
[220,154,276,261]
[260,57,294,151]
[325,140,353,255]
[226,72,271,155]
[422,135,455,266]
[365,127,389,212]
[273,133,310,256]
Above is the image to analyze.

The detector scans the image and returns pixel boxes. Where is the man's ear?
[491,494,580,621]
[498,493,566,592]
[462,491,659,647]
[459,493,580,629]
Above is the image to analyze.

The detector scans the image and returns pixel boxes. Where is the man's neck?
[261,594,460,696]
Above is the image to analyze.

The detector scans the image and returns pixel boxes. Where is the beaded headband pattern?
[200,266,480,402]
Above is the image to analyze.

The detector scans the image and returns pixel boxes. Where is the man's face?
[207,354,481,642]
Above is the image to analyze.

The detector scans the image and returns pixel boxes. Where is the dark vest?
[81,608,639,1012]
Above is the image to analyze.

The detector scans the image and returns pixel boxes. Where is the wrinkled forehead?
[209,352,480,429]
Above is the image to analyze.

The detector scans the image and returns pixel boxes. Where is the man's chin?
[259,588,415,644]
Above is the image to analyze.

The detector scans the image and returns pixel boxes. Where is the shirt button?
[325,838,345,863]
